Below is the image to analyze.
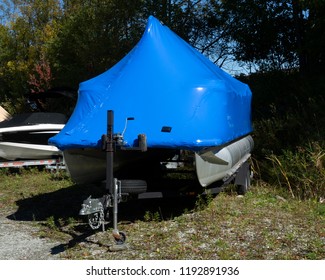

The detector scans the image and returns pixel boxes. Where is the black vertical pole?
[106,110,114,193]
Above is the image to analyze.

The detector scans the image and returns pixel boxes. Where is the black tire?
[114,231,126,245]
[120,179,147,194]
[236,168,251,195]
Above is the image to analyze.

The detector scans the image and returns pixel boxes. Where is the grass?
[0,168,72,211]
[0,168,324,260]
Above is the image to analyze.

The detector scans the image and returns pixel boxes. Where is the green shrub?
[246,71,325,200]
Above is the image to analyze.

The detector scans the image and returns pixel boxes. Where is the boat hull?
[0,124,64,160]
[0,142,62,160]
[64,136,254,187]
[63,148,177,185]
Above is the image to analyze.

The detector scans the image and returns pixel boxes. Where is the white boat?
[0,113,66,160]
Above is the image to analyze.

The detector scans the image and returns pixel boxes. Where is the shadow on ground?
[7,183,101,222]
[7,178,201,222]
[7,178,202,256]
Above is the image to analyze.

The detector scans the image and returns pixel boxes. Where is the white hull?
[0,123,64,134]
[0,142,62,160]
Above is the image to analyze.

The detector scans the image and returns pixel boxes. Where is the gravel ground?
[0,210,61,260]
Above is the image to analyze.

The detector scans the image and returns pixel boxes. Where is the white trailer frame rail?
[0,158,65,170]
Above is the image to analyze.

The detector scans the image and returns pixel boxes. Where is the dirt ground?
[0,209,61,260]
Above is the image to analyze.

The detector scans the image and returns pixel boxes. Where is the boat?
[49,16,253,188]
[0,112,66,160]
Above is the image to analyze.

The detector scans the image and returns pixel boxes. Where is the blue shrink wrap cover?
[49,16,252,151]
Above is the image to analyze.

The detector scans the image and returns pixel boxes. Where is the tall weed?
[246,71,325,200]
[266,142,324,200]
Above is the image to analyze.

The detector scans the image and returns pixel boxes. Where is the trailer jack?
[79,110,128,251]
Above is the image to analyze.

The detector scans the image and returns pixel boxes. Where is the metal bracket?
[79,196,106,231]
[120,133,147,151]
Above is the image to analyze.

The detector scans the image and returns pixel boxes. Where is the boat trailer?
[78,110,253,251]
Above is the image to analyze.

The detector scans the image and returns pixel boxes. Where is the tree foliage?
[0,0,62,113]
[219,0,325,73]
[0,0,324,113]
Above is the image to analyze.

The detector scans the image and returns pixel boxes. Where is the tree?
[28,56,53,94]
[141,1,234,66]
[219,0,297,71]
[219,0,325,74]
[3,0,273,113]
[0,0,63,112]
[302,0,325,74]
[49,0,145,87]
[2,0,323,106]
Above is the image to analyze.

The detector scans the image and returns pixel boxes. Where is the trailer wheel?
[236,168,251,195]
[235,162,251,195]
[114,231,126,245]
[120,180,147,194]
